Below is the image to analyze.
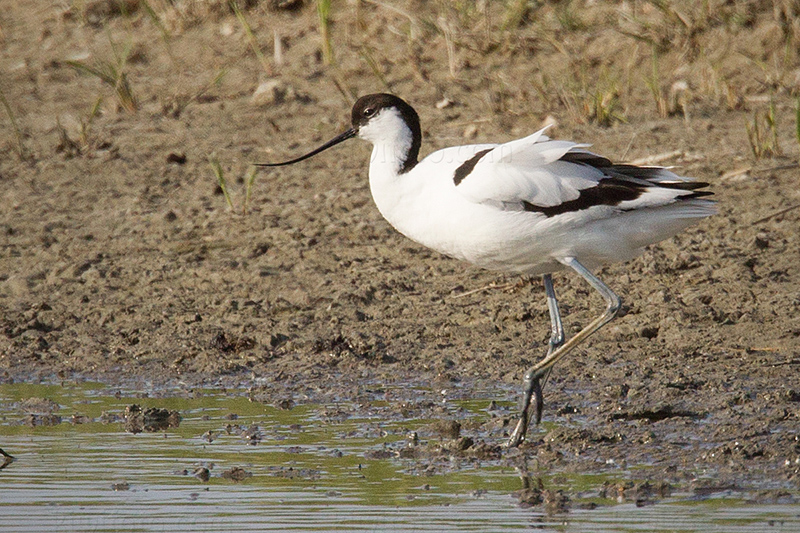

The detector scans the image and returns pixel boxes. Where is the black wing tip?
[681,189,714,199]
[559,151,613,167]
[653,180,711,191]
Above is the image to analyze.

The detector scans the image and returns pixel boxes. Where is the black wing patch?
[523,151,713,217]
[522,177,644,217]
[453,149,492,186]
[559,151,711,187]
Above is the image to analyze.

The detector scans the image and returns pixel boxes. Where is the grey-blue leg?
[507,274,564,447]
[535,274,566,416]
[506,259,621,447]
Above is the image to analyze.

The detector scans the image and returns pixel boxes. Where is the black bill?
[256,128,357,167]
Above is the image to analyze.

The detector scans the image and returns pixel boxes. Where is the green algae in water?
[0,382,798,533]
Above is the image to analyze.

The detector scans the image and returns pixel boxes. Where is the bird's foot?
[506,378,544,448]
[506,416,528,448]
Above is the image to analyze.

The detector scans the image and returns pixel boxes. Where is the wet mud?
[1,0,799,495]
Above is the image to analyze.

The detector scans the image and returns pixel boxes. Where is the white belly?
[367,146,706,276]
[369,162,565,274]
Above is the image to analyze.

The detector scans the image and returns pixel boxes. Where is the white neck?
[359,108,416,176]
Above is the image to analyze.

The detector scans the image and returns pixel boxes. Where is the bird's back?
[367,128,714,275]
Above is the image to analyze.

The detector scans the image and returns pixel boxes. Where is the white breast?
[366,131,715,276]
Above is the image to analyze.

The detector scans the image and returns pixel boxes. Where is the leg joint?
[607,293,622,317]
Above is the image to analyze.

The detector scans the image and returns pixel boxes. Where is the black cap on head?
[256,93,421,173]
[351,94,421,173]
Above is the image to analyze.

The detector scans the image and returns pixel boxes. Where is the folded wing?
[453,127,712,216]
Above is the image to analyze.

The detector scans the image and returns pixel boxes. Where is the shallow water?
[0,382,798,532]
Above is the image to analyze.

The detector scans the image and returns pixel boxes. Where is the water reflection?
[0,382,797,532]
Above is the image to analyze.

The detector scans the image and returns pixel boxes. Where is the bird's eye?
[363,107,375,117]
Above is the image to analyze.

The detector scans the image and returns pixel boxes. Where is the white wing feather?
[453,128,605,208]
[450,127,702,211]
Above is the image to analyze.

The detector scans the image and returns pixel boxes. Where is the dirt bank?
[1,0,799,489]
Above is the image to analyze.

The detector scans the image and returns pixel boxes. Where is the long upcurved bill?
[256,128,357,167]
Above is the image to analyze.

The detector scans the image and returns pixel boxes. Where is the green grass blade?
[209,154,234,210]
[317,0,333,65]
[0,86,30,161]
[65,60,116,85]
[232,1,271,73]
[243,165,258,215]
[795,96,800,156]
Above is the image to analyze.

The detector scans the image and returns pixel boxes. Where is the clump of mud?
[123,405,182,434]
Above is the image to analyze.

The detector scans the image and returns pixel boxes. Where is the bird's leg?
[507,274,565,447]
[506,259,621,448]
[534,274,566,420]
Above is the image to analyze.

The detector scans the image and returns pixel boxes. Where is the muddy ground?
[1,1,799,492]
